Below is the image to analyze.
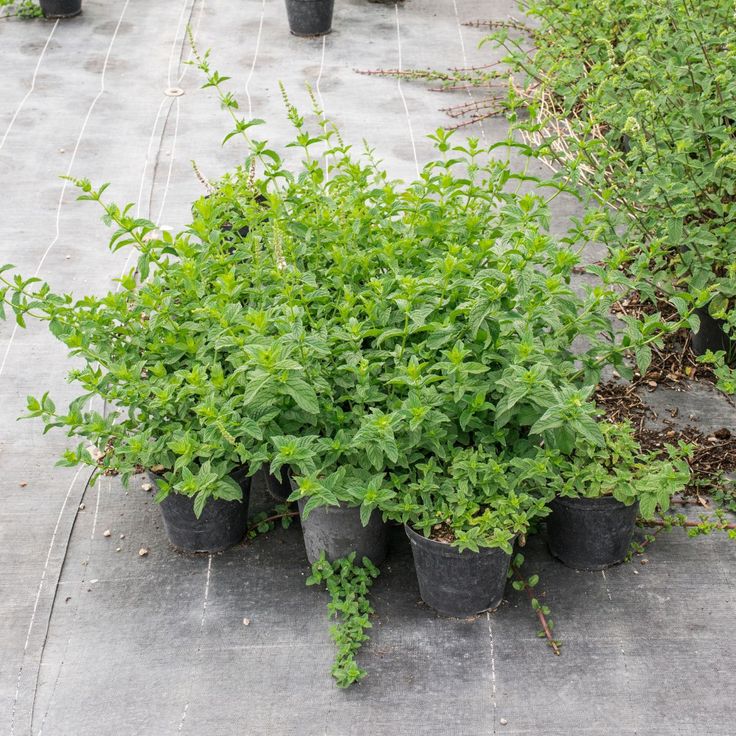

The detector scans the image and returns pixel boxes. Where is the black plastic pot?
[285,0,334,37]
[692,306,734,361]
[40,0,82,18]
[265,467,292,502]
[297,498,387,565]
[405,525,512,617]
[157,467,251,553]
[546,495,638,571]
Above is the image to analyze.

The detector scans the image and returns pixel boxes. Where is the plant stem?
[510,563,560,656]
[639,518,736,530]
[246,510,298,533]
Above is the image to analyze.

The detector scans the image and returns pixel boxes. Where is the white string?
[0,1,132,382]
[486,612,498,731]
[316,35,331,182]
[34,476,108,736]
[177,554,213,733]
[245,0,266,120]
[0,20,59,153]
[9,467,84,736]
[155,97,182,224]
[394,4,420,177]
[451,0,487,140]
[167,0,194,87]
[135,97,170,221]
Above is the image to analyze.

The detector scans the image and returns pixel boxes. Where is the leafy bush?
[552,421,691,518]
[0,46,664,525]
[496,0,736,388]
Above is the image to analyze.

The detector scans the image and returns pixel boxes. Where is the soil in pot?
[546,495,638,571]
[297,498,387,566]
[692,306,735,363]
[40,0,82,18]
[405,524,512,617]
[284,0,334,37]
[157,467,251,553]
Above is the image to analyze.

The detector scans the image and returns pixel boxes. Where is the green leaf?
[283,376,319,414]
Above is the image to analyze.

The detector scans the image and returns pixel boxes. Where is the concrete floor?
[1,1,734,734]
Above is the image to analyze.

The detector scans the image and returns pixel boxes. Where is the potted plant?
[0,175,323,552]
[692,304,735,363]
[386,447,553,617]
[39,0,81,18]
[154,464,251,552]
[546,421,691,570]
[182,47,674,576]
[284,0,334,37]
[285,462,389,566]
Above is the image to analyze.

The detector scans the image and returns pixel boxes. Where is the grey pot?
[297,497,388,566]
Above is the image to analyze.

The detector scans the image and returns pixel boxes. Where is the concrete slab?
[1,1,734,734]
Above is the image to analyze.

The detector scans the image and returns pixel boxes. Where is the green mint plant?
[1,42,671,524]
[0,173,325,515]
[510,552,561,655]
[382,446,556,553]
[0,0,42,18]
[494,0,736,390]
[189,45,648,530]
[553,421,691,519]
[306,553,380,688]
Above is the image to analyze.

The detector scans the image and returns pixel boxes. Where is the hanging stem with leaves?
[307,553,380,688]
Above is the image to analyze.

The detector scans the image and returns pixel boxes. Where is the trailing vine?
[245,504,298,541]
[307,553,380,688]
[510,553,561,655]
[628,509,736,561]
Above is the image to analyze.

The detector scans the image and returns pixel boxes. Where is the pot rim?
[297,497,361,514]
[404,523,511,557]
[552,494,638,510]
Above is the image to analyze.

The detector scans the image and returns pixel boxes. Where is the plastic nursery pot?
[546,496,639,571]
[297,497,388,566]
[284,0,334,37]
[692,306,734,362]
[157,467,251,553]
[40,0,82,18]
[405,525,512,618]
[265,467,292,502]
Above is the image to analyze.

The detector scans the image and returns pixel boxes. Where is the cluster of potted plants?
[0,51,698,686]
[1,100,691,599]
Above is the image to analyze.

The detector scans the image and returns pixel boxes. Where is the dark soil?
[612,291,717,388]
[595,380,736,502]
